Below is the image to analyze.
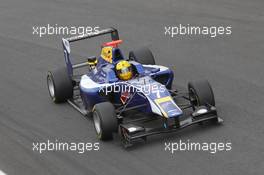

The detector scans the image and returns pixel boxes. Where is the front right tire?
[93,102,118,140]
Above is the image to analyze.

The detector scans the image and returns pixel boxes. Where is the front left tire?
[188,80,215,107]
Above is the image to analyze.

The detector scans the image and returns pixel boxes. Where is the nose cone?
[154,96,183,118]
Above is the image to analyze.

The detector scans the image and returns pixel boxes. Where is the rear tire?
[188,80,215,107]
[93,102,118,141]
[129,47,155,65]
[47,67,73,103]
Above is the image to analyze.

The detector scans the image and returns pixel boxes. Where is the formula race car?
[47,28,223,147]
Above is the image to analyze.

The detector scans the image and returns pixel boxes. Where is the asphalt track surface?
[0,0,264,174]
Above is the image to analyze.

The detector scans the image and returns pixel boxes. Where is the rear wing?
[62,28,119,76]
[65,27,119,42]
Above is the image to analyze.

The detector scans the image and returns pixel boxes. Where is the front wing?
[119,105,223,147]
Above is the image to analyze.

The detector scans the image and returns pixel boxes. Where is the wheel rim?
[189,88,199,106]
[93,111,101,135]
[47,75,55,98]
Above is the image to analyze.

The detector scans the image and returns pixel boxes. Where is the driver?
[115,60,133,81]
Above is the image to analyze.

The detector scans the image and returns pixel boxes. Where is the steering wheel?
[102,40,123,48]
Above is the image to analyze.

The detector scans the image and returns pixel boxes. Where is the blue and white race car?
[47,28,223,147]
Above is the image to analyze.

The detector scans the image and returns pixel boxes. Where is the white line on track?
[0,170,7,175]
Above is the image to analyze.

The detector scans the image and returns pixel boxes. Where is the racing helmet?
[116,60,133,81]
